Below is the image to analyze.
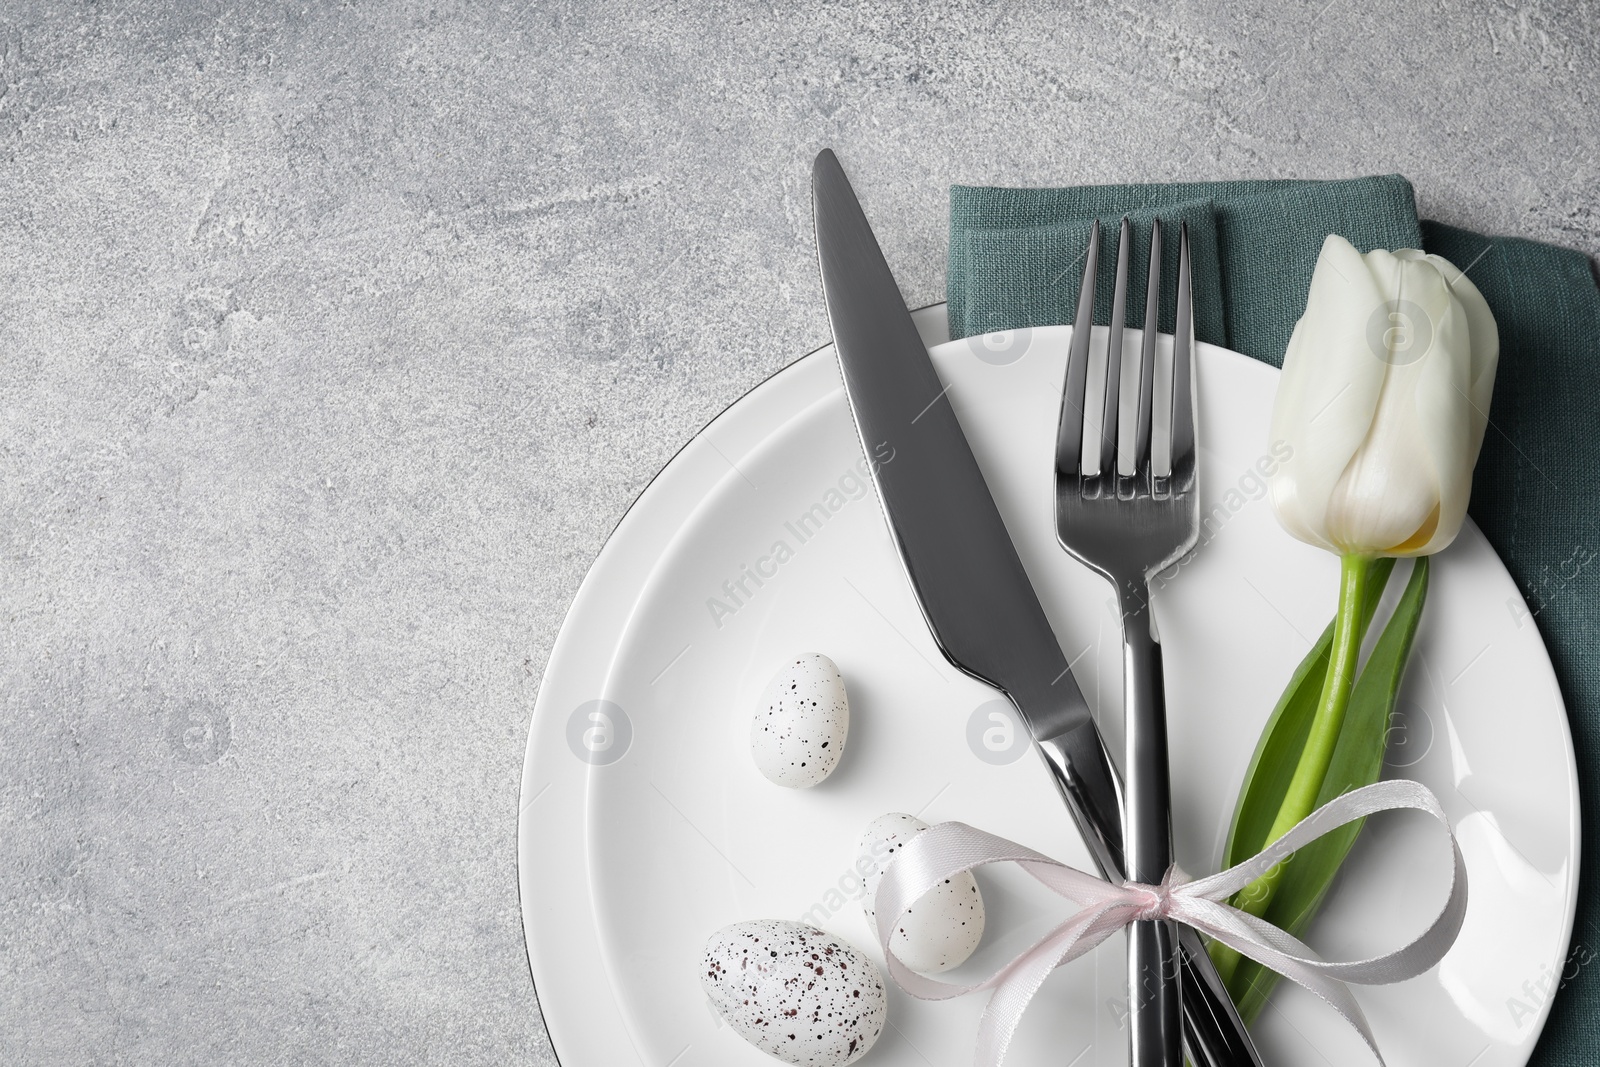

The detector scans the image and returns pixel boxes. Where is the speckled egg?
[701,919,886,1067]
[751,654,849,788]
[860,813,985,973]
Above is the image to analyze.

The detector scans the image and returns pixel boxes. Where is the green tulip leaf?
[1225,555,1430,1024]
[1217,557,1397,873]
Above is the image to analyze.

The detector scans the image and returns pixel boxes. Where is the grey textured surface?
[0,1,1595,1064]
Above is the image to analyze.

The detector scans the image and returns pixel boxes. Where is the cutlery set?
[813,149,1258,1067]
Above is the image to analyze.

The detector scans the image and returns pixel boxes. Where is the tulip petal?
[1269,235,1390,553]
[1418,304,1468,554]
[1323,250,1454,553]
[1426,251,1500,451]
[1415,260,1497,554]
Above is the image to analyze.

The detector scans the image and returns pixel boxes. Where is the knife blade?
[811,148,1263,1067]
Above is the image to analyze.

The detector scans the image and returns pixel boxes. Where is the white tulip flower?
[1269,234,1499,557]
[1214,235,1500,945]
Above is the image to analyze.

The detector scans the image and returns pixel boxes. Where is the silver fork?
[1056,218,1199,1067]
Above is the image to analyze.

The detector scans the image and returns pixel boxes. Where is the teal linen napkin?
[950,176,1424,363]
[950,179,1600,1066]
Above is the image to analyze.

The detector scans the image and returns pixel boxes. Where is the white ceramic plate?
[518,309,1579,1067]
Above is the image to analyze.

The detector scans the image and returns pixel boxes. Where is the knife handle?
[1176,926,1262,1067]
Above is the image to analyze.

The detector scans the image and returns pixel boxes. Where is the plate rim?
[516,318,859,1066]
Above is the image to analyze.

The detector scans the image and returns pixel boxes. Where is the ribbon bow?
[874,779,1467,1066]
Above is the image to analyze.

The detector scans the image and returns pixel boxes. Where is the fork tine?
[1169,221,1196,482]
[1133,219,1161,476]
[1056,219,1100,476]
[1098,217,1131,479]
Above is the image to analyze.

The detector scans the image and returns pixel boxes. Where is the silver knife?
[811,148,1263,1067]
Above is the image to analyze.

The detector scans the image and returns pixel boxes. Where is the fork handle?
[1122,598,1183,1067]
[1027,700,1262,1067]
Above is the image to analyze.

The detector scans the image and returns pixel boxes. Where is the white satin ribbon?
[873,779,1467,1067]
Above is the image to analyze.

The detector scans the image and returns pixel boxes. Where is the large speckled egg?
[860,813,985,973]
[701,919,886,1067]
[750,654,849,788]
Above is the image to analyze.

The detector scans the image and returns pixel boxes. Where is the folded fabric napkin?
[949,178,1600,1066]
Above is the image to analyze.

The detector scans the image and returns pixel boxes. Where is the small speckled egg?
[751,654,849,788]
[859,813,985,973]
[701,919,886,1067]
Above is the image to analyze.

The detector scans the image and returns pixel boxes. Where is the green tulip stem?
[1233,551,1375,923]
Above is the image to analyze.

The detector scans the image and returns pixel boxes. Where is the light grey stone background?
[0,1,1594,1064]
